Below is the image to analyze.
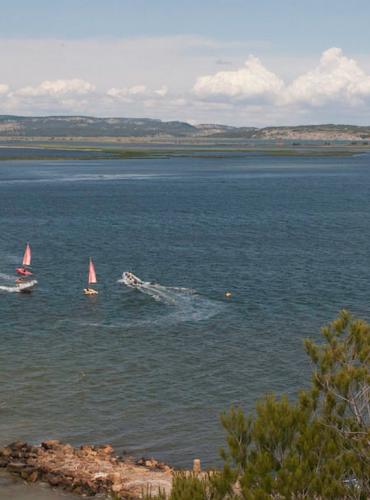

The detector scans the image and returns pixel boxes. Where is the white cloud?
[0,41,369,125]
[154,85,168,97]
[193,55,283,100]
[107,85,147,100]
[0,36,254,96]
[15,79,95,97]
[193,47,370,113]
[107,84,169,104]
[285,47,370,105]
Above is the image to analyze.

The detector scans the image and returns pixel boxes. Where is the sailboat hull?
[16,267,33,276]
[16,280,37,293]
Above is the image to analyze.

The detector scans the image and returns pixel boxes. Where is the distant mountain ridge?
[0,115,198,138]
[0,115,369,141]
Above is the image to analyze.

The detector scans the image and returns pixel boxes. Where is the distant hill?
[0,116,369,141]
[0,116,198,138]
[254,124,370,141]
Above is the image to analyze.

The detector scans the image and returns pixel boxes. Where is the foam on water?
[0,173,163,185]
[120,274,194,304]
[118,273,224,324]
[0,279,37,293]
[57,173,163,182]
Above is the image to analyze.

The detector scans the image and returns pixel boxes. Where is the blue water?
[0,154,370,471]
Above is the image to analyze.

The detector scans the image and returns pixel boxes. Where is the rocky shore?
[0,440,173,498]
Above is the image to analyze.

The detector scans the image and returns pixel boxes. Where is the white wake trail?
[119,272,196,305]
[133,282,196,305]
[0,279,37,293]
[118,272,223,322]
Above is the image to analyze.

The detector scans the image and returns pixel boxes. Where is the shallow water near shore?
[1,153,370,496]
[0,470,78,499]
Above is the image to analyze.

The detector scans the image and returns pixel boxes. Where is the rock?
[54,475,74,491]
[97,444,113,455]
[45,472,62,486]
[159,464,172,473]
[8,441,27,450]
[145,459,155,468]
[27,470,39,482]
[109,472,121,487]
[0,447,12,458]
[80,444,97,457]
[41,439,60,450]
[93,472,108,479]
[2,440,174,498]
[72,480,96,496]
[80,444,92,452]
[72,485,84,495]
[6,462,28,473]
[111,481,124,493]
[20,467,37,480]
[137,457,169,471]
[61,444,74,455]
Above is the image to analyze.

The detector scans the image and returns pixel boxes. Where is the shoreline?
[0,141,368,162]
[0,440,174,498]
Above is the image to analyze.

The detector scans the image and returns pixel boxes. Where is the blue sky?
[0,1,370,125]
[2,0,370,53]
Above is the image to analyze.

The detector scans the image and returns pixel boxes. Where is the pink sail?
[88,258,97,284]
[22,243,31,266]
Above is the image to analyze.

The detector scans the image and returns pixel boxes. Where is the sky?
[1,0,370,126]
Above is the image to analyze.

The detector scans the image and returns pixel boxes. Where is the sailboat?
[84,257,98,295]
[16,243,33,276]
[15,242,36,293]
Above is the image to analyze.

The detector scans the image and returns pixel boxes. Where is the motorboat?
[122,271,144,287]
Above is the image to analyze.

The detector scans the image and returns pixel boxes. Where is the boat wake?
[119,272,196,305]
[118,272,223,322]
[61,173,161,182]
[0,279,38,293]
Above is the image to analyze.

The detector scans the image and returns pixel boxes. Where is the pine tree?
[304,310,370,496]
[146,311,369,499]
[218,311,369,498]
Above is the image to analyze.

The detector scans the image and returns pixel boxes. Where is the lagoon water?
[1,153,370,485]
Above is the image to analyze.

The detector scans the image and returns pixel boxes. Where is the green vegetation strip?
[0,145,366,160]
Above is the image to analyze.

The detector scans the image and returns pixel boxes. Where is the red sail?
[22,243,31,266]
[88,258,97,284]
